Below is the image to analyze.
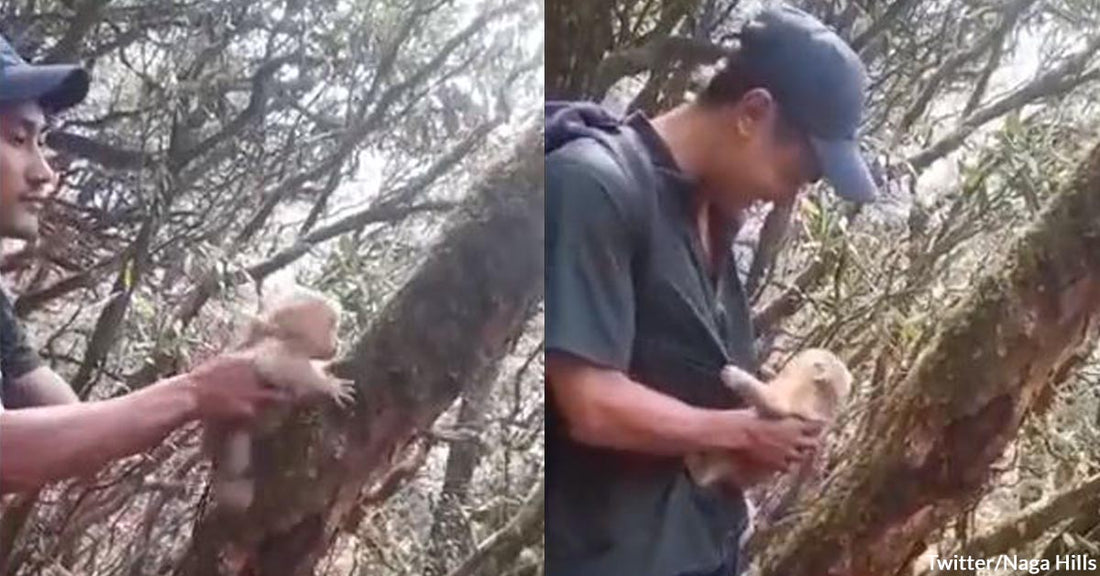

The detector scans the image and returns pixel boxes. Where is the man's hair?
[698,48,759,107]
[697,48,801,141]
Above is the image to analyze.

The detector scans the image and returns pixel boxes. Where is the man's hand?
[186,353,289,424]
[1,354,287,494]
[721,410,822,473]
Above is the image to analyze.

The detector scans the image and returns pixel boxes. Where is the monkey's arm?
[251,342,355,406]
[0,375,198,493]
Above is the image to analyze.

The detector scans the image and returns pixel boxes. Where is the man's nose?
[26,149,58,192]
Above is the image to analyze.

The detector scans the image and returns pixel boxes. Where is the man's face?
[0,101,56,241]
[708,89,821,209]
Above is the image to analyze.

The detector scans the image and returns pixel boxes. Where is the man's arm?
[0,374,197,492]
[549,353,740,454]
[0,353,286,494]
[5,366,79,407]
[548,353,821,470]
[544,151,816,469]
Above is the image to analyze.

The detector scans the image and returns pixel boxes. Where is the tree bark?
[173,125,544,576]
[545,0,616,99]
[754,140,1100,576]
[425,370,499,576]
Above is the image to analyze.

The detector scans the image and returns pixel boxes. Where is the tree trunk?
[545,0,615,99]
[754,141,1100,576]
[173,125,544,576]
[425,370,499,576]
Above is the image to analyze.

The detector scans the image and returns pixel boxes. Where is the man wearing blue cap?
[0,34,287,492]
[545,5,875,575]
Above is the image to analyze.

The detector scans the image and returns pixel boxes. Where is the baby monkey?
[206,287,355,512]
[685,348,853,489]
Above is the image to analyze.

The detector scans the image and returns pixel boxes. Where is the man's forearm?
[0,375,198,493]
[549,357,748,456]
[568,376,741,455]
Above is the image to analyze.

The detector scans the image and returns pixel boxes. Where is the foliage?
[548,0,1100,573]
[0,0,543,574]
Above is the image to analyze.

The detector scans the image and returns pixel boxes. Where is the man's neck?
[651,104,752,217]
[650,104,709,180]
[651,106,748,282]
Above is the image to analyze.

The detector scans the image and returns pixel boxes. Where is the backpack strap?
[545,102,658,258]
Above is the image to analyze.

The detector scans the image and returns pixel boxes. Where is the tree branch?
[46,131,154,170]
[962,8,1019,116]
[958,473,1100,560]
[898,0,1034,133]
[44,0,113,63]
[13,254,122,317]
[170,53,299,171]
[444,478,545,576]
[852,0,919,53]
[907,36,1100,172]
[593,36,730,98]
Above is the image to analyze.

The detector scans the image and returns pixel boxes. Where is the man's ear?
[736,88,777,134]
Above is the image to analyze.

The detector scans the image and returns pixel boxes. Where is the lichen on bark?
[755,142,1100,576]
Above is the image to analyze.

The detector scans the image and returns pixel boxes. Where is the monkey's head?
[262,288,343,360]
[781,348,853,420]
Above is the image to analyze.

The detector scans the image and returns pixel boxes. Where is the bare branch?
[907,36,1100,172]
[46,131,154,170]
[444,478,545,576]
[852,0,919,53]
[44,0,113,63]
[898,0,1034,133]
[593,36,730,98]
[958,473,1100,560]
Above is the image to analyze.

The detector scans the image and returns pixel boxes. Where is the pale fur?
[206,286,355,512]
[685,348,853,489]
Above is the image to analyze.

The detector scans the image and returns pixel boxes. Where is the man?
[0,34,286,492]
[545,5,876,576]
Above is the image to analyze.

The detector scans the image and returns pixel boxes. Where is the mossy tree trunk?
[754,142,1100,576]
[174,126,545,576]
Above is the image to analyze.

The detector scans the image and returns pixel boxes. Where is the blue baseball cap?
[0,34,89,112]
[740,5,876,203]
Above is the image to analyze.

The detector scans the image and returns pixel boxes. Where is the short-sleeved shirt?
[546,112,758,576]
[1,286,44,408]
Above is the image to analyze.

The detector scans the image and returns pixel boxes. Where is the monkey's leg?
[685,451,733,487]
[213,430,255,512]
[686,450,768,490]
[720,365,789,418]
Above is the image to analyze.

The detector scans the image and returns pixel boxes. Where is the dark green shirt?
[546,113,757,576]
[1,286,43,408]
